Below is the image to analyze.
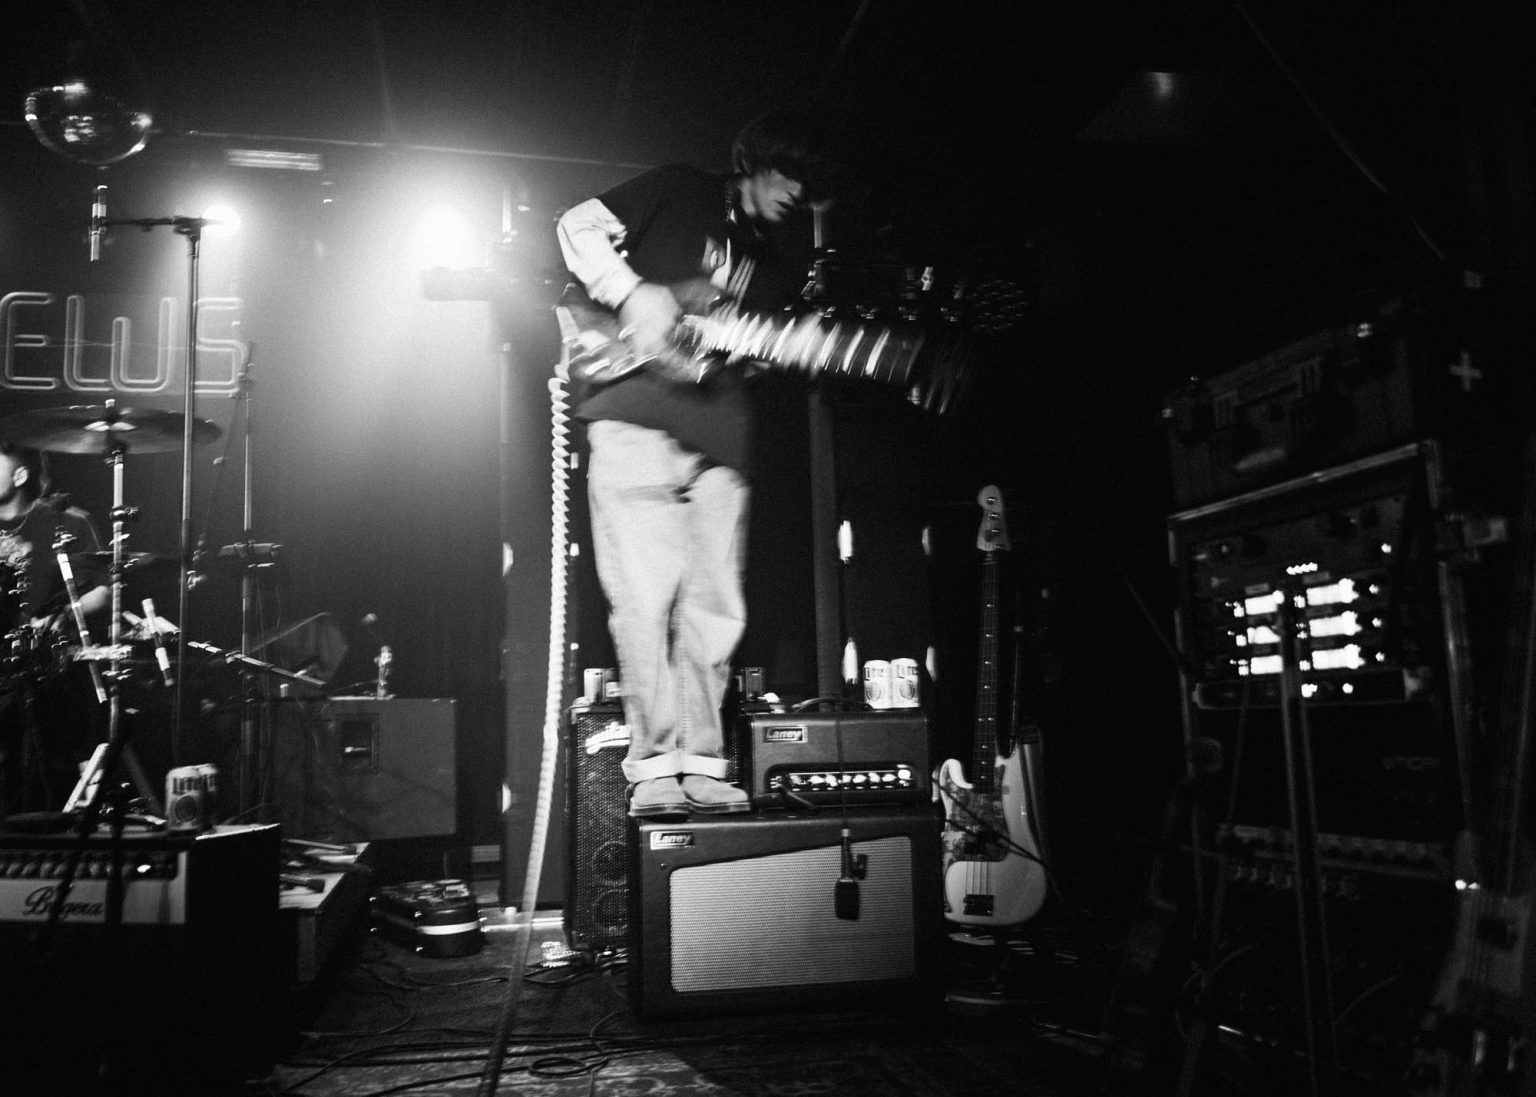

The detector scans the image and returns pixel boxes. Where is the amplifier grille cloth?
[669,836,914,992]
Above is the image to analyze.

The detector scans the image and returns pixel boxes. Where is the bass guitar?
[935,484,1048,927]
[553,279,969,416]
[1413,435,1536,1095]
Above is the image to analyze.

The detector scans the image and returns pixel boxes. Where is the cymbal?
[0,403,221,454]
[68,551,177,575]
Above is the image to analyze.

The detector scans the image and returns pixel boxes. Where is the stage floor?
[263,898,1112,1097]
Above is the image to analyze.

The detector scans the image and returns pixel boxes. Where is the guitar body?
[936,750,1047,927]
[555,278,728,388]
[1413,838,1536,1096]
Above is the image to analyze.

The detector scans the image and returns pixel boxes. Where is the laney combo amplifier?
[628,807,943,1019]
[735,709,930,808]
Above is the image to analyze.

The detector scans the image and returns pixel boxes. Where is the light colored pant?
[586,420,749,783]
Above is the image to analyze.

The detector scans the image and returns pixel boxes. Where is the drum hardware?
[0,400,223,779]
[0,401,221,827]
[68,551,178,578]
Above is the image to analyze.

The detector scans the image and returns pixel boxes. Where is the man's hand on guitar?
[617,282,682,363]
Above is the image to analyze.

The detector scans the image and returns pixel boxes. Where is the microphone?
[90,184,106,263]
[360,612,383,642]
[142,598,175,687]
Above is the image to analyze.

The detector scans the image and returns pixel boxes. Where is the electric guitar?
[1412,437,1536,1095]
[553,280,969,416]
[935,484,1048,927]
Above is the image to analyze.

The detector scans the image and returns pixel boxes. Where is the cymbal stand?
[37,454,160,1089]
[38,439,163,948]
[59,436,163,815]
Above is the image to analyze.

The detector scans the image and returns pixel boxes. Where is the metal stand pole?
[1272,584,1341,1097]
[233,358,261,818]
[173,219,203,765]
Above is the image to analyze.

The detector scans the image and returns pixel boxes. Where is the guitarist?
[554,109,829,818]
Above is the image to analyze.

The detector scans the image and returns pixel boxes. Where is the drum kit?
[0,400,322,823]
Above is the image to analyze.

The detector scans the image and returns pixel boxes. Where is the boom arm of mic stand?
[185,640,326,690]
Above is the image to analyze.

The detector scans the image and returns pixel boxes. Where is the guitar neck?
[557,280,970,416]
[686,306,928,390]
[970,550,1001,793]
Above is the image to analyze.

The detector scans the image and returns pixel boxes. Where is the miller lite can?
[165,764,213,833]
[863,659,893,709]
[582,667,604,703]
[891,657,920,708]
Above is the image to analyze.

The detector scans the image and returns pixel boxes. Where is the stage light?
[411,203,478,271]
[202,204,242,239]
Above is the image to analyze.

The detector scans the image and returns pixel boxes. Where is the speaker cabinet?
[629,807,944,1019]
[565,701,629,951]
[275,697,457,842]
[0,824,281,1094]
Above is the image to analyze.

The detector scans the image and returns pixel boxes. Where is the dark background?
[2,1,1531,910]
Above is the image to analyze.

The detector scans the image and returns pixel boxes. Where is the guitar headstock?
[976,484,1011,553]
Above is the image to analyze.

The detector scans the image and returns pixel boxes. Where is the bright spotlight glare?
[202,204,241,238]
[413,204,478,270]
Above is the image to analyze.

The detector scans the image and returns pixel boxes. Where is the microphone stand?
[174,216,203,767]
[93,212,211,764]
[803,203,845,702]
[197,350,271,819]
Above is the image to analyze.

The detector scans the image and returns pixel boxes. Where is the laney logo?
[763,725,807,744]
[650,831,695,850]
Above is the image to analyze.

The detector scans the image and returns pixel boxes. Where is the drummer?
[0,440,110,630]
[0,439,111,816]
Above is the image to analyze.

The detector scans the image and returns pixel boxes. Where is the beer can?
[601,667,621,700]
[891,657,920,708]
[863,659,893,709]
[165,765,211,833]
[582,667,604,703]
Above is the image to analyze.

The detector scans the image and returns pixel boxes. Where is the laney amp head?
[735,710,930,808]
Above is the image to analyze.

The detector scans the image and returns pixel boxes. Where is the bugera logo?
[649,831,695,850]
[22,885,104,920]
[763,725,807,744]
